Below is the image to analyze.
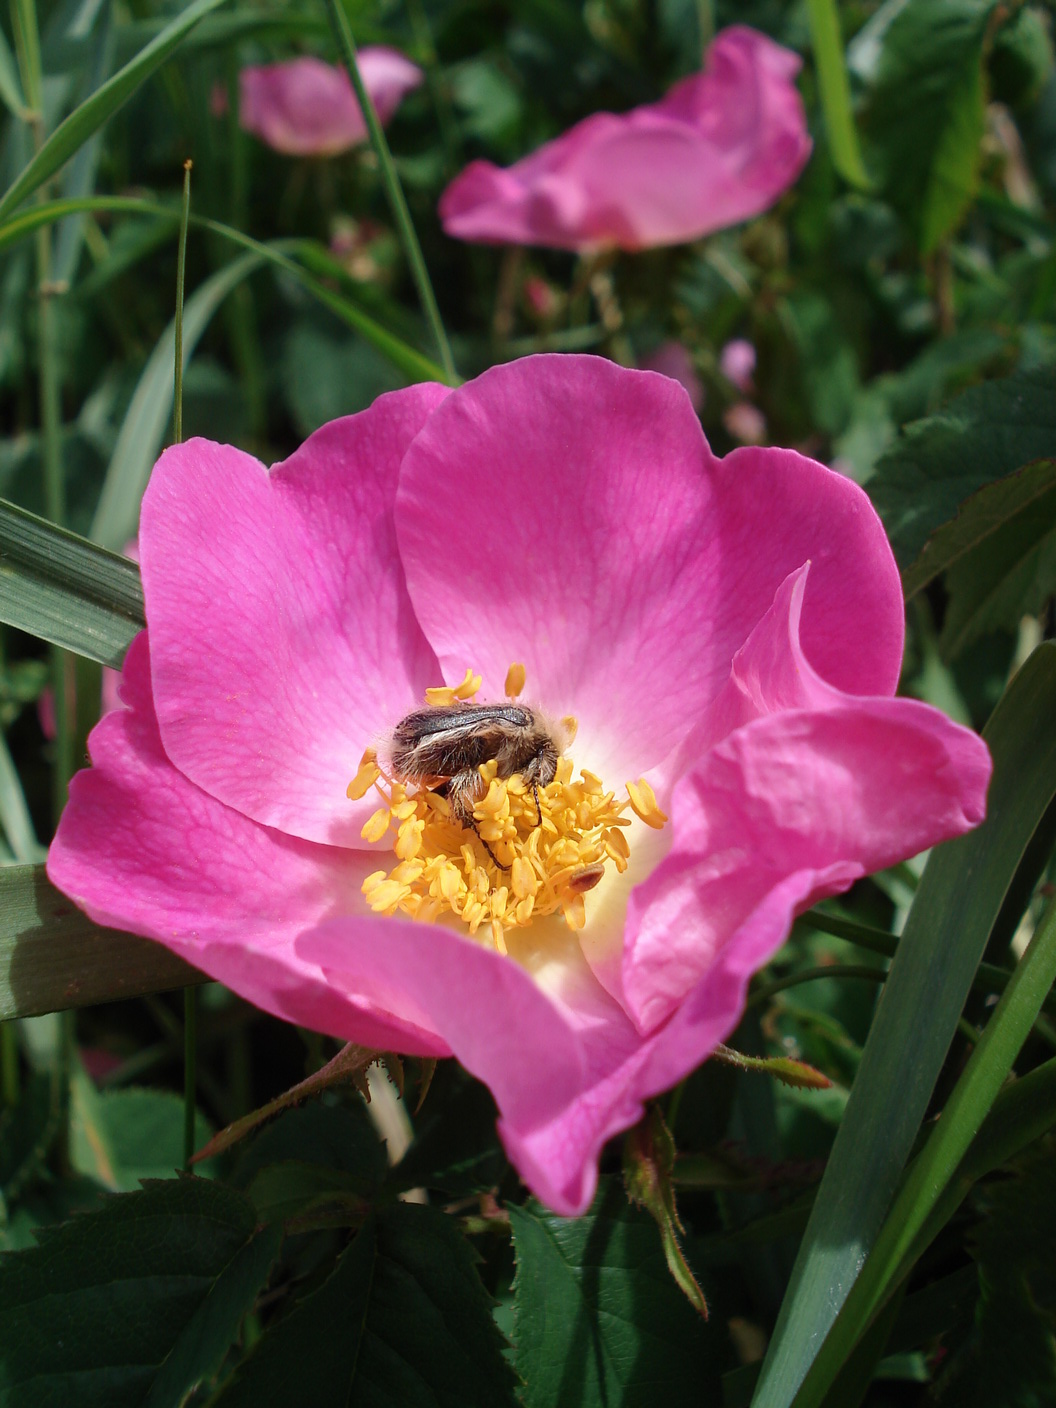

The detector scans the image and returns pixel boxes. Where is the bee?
[385,702,573,841]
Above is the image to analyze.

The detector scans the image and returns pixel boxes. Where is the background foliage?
[0,0,1055,1405]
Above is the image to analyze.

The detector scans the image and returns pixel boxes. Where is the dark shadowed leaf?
[868,366,1056,569]
[214,1204,516,1407]
[0,1179,277,1408]
[511,1185,718,1408]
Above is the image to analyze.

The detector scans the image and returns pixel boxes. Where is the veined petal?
[142,384,450,847]
[396,356,905,784]
[621,701,992,1032]
[47,634,448,1056]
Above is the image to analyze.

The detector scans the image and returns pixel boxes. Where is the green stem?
[695,0,714,55]
[173,158,198,1170]
[804,0,871,191]
[322,0,457,383]
[173,159,191,444]
[1,1018,18,1106]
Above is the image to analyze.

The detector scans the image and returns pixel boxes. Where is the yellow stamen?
[505,662,526,698]
[352,667,668,954]
[347,749,381,799]
[361,808,392,843]
[625,777,669,829]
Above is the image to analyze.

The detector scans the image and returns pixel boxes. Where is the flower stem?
[173,159,191,444]
[804,0,871,191]
[322,0,457,384]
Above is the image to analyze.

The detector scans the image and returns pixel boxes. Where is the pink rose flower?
[47,356,990,1216]
[719,338,756,392]
[239,50,422,157]
[438,27,811,251]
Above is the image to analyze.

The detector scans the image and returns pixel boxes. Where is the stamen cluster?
[348,678,667,954]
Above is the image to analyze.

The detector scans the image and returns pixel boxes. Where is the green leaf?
[0,0,229,224]
[947,1143,1056,1407]
[752,643,1056,1408]
[0,497,143,665]
[70,1081,214,1191]
[90,250,267,551]
[856,0,996,251]
[215,1204,516,1407]
[144,1221,282,1408]
[0,1178,275,1408]
[939,478,1056,658]
[232,1100,388,1195]
[868,366,1056,571]
[0,23,27,120]
[902,457,1056,598]
[0,730,41,863]
[0,864,200,1021]
[510,1185,718,1408]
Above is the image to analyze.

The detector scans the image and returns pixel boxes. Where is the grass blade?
[0,0,228,223]
[0,864,201,1020]
[322,0,457,384]
[0,496,144,665]
[805,0,871,190]
[0,196,449,384]
[791,894,1056,1406]
[752,642,1056,1407]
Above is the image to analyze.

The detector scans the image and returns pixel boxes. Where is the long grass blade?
[752,642,1056,1407]
[0,864,200,1020]
[0,497,144,665]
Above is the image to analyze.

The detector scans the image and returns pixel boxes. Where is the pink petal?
[141,385,450,847]
[297,910,648,1215]
[439,26,810,251]
[621,699,992,1032]
[239,50,422,156]
[46,634,448,1055]
[395,355,905,783]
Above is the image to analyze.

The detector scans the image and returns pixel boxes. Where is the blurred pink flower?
[48,356,989,1215]
[239,50,422,157]
[720,338,756,392]
[439,27,811,251]
[724,401,767,444]
[641,342,704,413]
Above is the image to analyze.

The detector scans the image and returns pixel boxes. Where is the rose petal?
[47,633,448,1056]
[396,355,905,783]
[439,26,810,251]
[621,700,992,1031]
[142,384,450,846]
[239,50,422,156]
[297,908,648,1214]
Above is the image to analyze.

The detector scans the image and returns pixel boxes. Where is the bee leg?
[470,821,507,870]
[530,780,543,828]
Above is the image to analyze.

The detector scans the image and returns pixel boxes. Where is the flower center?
[347,665,667,954]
